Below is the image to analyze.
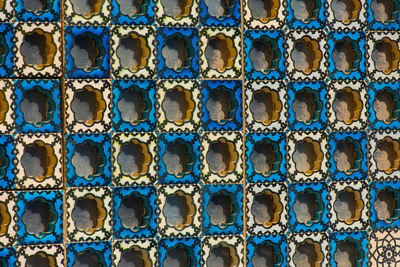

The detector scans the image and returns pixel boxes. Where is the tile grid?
[3,0,400,266]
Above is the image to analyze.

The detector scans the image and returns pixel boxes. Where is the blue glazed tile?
[0,135,14,189]
[247,235,287,267]
[245,132,287,183]
[201,80,242,131]
[368,82,400,130]
[158,133,200,184]
[202,184,243,235]
[367,0,400,31]
[112,80,157,132]
[157,27,199,79]
[288,182,329,233]
[327,31,366,80]
[17,190,63,245]
[111,0,155,25]
[329,231,368,267]
[329,131,368,181]
[0,247,16,266]
[199,0,241,27]
[158,237,201,267]
[15,0,60,21]
[14,79,61,133]
[287,0,326,29]
[244,30,285,80]
[0,23,14,77]
[370,181,400,230]
[66,133,111,187]
[65,26,110,79]
[287,81,327,131]
[67,241,112,267]
[113,186,157,239]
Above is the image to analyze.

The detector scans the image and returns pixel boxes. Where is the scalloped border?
[14,133,62,189]
[66,187,112,242]
[158,184,201,237]
[112,132,157,186]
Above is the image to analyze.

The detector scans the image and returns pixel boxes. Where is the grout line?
[60,0,67,264]
[240,1,247,266]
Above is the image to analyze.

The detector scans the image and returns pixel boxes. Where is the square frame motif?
[327,80,368,131]
[157,79,201,132]
[329,231,369,267]
[14,133,62,189]
[112,132,157,186]
[288,182,329,233]
[286,0,326,29]
[245,132,287,183]
[201,132,243,184]
[158,184,201,237]
[158,132,201,184]
[368,82,400,130]
[201,80,242,131]
[159,238,201,267]
[327,31,366,80]
[111,26,156,79]
[200,27,242,79]
[370,181,400,230]
[287,131,328,182]
[246,183,287,235]
[112,79,157,132]
[156,27,199,79]
[17,190,63,245]
[65,79,112,133]
[328,180,369,231]
[64,26,110,79]
[288,233,329,267]
[66,187,112,242]
[14,22,62,78]
[14,79,61,133]
[325,0,367,30]
[17,245,64,267]
[367,1,400,30]
[369,131,400,181]
[287,81,327,131]
[66,133,112,187]
[285,30,327,81]
[328,131,368,181]
[244,30,285,80]
[367,32,400,82]
[112,186,157,239]
[245,80,287,132]
[202,184,243,236]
